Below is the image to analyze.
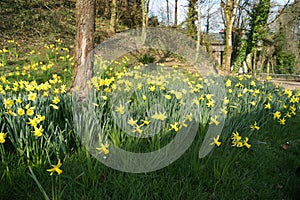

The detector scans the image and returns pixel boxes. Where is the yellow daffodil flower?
[47,160,63,175]
[33,125,43,137]
[273,111,281,119]
[250,121,260,131]
[115,104,125,115]
[170,122,179,132]
[96,142,110,155]
[151,112,167,121]
[210,135,221,147]
[0,132,7,144]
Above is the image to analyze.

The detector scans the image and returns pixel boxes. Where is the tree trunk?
[187,0,197,38]
[72,0,96,102]
[166,0,170,25]
[142,0,150,27]
[221,0,240,72]
[174,0,178,27]
[141,0,150,43]
[110,0,117,33]
[196,0,201,62]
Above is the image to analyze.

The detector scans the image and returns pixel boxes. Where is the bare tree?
[72,0,96,101]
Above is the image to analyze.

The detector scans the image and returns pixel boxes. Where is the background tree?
[166,0,170,25]
[187,0,197,38]
[142,0,150,28]
[196,0,202,62]
[72,0,96,101]
[221,0,241,72]
[274,0,300,73]
[233,0,270,73]
[273,23,296,74]
[110,0,117,33]
[174,0,178,27]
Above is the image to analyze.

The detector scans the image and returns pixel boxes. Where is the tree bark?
[166,0,170,25]
[221,0,240,72]
[72,0,96,102]
[196,0,201,62]
[174,0,178,27]
[110,0,117,33]
[142,0,150,27]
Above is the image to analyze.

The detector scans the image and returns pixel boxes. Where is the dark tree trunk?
[174,0,178,27]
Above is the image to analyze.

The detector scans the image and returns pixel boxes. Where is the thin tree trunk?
[72,0,96,102]
[166,0,170,25]
[141,0,150,44]
[110,0,117,33]
[196,0,201,62]
[174,0,178,27]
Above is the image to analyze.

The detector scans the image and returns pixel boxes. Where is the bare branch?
[267,0,291,26]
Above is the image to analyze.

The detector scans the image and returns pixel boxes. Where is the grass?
[0,31,300,200]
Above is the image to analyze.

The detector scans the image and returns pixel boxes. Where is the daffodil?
[209,116,220,126]
[17,108,25,116]
[206,100,215,108]
[28,117,38,127]
[128,118,138,126]
[26,107,35,116]
[264,103,271,109]
[16,98,22,104]
[223,97,229,105]
[50,104,59,110]
[279,118,286,125]
[231,131,242,142]
[96,142,110,155]
[47,160,63,175]
[33,125,43,137]
[250,121,260,131]
[273,111,281,120]
[164,95,171,100]
[243,137,251,149]
[28,92,37,101]
[170,122,179,132]
[186,113,193,122]
[142,95,147,101]
[151,112,167,121]
[210,135,221,147]
[149,85,155,92]
[132,126,143,134]
[3,98,14,108]
[225,79,231,87]
[0,132,7,144]
[115,104,125,115]
[141,119,151,126]
[52,96,60,104]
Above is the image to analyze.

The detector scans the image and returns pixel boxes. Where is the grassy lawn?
[0,38,299,200]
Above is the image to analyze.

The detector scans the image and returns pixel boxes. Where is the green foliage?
[233,0,271,72]
[273,23,296,74]
[186,0,197,38]
[138,53,155,64]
